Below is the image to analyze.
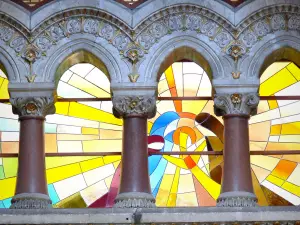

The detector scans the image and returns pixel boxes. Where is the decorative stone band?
[10,97,55,118]
[112,96,156,119]
[214,93,259,116]
[217,192,258,207]
[10,193,52,209]
[114,192,156,208]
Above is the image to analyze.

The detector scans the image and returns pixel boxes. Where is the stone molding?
[114,192,156,208]
[10,96,55,117]
[112,96,156,119]
[10,193,52,209]
[217,192,258,207]
[1,4,300,66]
[1,207,300,224]
[214,93,259,116]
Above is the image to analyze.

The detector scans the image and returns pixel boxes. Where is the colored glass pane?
[248,62,300,205]
[0,61,300,207]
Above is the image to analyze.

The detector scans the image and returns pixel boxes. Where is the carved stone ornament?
[217,192,257,207]
[225,41,247,62]
[214,93,259,116]
[232,71,241,79]
[1,5,300,64]
[112,96,156,118]
[10,193,52,209]
[10,97,55,117]
[114,192,156,208]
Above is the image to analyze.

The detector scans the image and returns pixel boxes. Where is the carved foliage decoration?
[214,93,259,116]
[0,22,27,55]
[1,5,300,64]
[112,96,156,118]
[135,6,234,53]
[10,97,55,117]
[238,5,300,54]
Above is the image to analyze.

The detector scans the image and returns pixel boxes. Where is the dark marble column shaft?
[214,93,259,207]
[113,96,156,208]
[10,97,55,209]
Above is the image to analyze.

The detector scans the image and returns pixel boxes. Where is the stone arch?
[0,47,22,82]
[54,50,110,86]
[258,47,300,77]
[132,0,235,28]
[134,4,234,58]
[41,38,124,84]
[247,35,300,78]
[142,36,225,83]
[156,46,213,82]
[30,0,132,30]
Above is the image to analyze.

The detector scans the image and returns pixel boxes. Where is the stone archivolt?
[0,4,299,66]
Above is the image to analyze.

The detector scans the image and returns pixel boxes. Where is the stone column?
[214,93,259,207]
[112,96,156,208]
[10,97,55,209]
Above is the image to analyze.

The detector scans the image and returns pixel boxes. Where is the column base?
[10,193,52,209]
[114,192,156,208]
[217,191,257,207]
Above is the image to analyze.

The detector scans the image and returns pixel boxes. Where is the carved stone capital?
[114,192,156,208]
[217,192,258,207]
[112,96,156,119]
[214,93,259,116]
[10,193,52,209]
[10,97,55,118]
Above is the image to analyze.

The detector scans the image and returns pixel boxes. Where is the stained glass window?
[249,62,300,205]
[0,61,300,208]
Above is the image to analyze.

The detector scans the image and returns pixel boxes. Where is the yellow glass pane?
[0,78,9,99]
[182,100,207,115]
[191,166,220,199]
[82,127,99,135]
[260,68,296,96]
[282,182,300,197]
[266,175,284,186]
[270,125,282,135]
[156,174,173,206]
[80,157,104,173]
[55,102,70,115]
[287,63,300,80]
[68,102,122,126]
[260,62,290,83]
[68,74,110,97]
[103,156,121,164]
[47,163,82,184]
[268,100,278,110]
[0,177,16,200]
[46,156,98,169]
[281,122,300,135]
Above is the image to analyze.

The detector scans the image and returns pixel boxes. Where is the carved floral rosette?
[112,96,156,119]
[214,93,259,116]
[10,97,55,118]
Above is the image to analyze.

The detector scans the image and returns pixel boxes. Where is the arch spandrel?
[247,35,300,79]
